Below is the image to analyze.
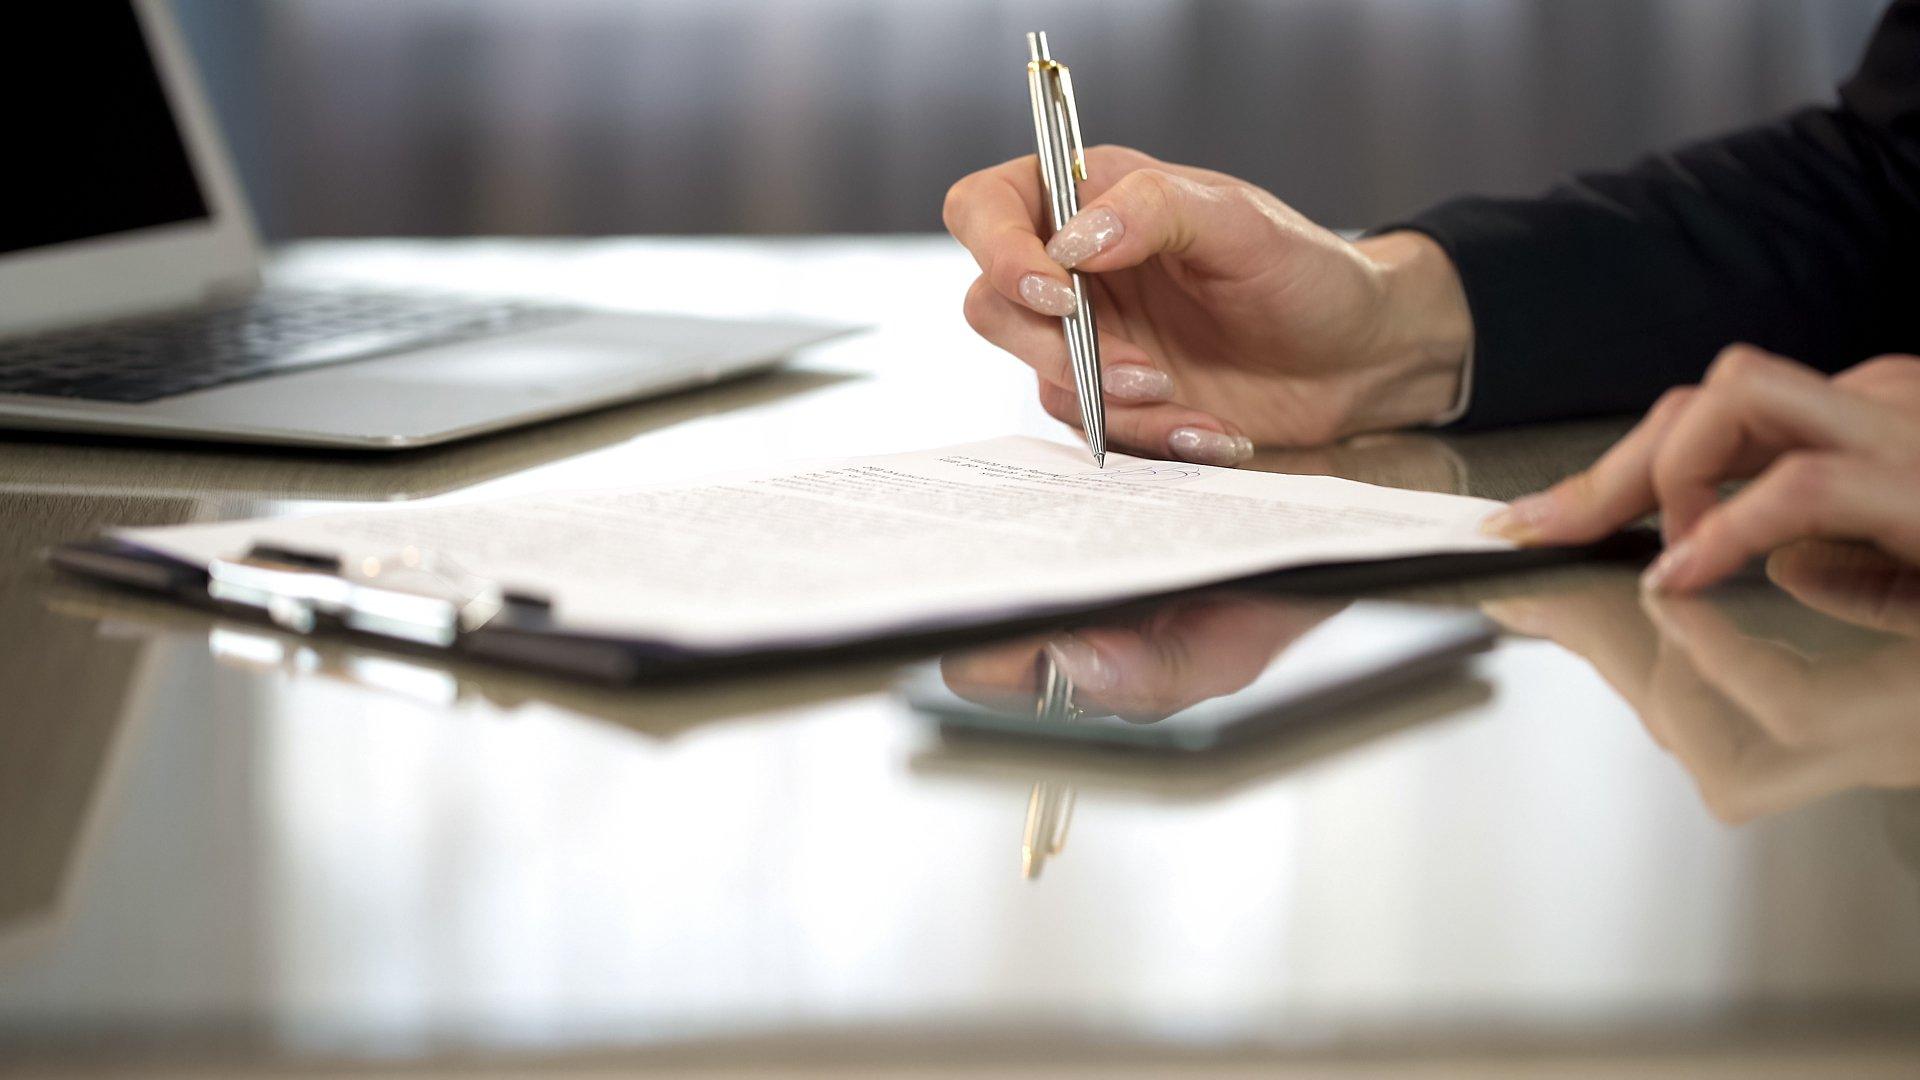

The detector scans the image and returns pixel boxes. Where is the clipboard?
[47,529,1657,686]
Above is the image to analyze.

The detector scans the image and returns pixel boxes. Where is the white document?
[118,437,1511,649]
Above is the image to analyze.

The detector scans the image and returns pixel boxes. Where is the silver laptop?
[0,1,843,450]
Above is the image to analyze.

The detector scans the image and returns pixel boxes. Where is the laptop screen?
[2,5,211,257]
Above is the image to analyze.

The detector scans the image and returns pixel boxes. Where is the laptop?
[0,2,845,450]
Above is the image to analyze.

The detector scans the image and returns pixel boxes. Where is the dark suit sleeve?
[1387,0,1920,429]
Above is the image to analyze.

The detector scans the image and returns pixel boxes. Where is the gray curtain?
[174,0,1889,240]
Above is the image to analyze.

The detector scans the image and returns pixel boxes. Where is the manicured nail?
[1167,427,1254,466]
[1480,491,1556,543]
[1017,273,1078,316]
[1045,634,1115,694]
[1046,207,1123,268]
[1641,539,1698,594]
[1103,364,1174,403]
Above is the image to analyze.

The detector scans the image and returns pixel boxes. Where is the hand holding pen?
[943,115,1474,466]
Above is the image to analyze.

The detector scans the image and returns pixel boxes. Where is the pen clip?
[1051,62,1088,182]
[1025,32,1088,184]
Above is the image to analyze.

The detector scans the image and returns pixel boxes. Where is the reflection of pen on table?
[1022,650,1080,878]
[1025,31,1106,468]
[1023,780,1075,880]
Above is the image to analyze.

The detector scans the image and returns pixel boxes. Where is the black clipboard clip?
[206,543,543,648]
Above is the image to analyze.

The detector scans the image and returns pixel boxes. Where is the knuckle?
[1837,354,1920,393]
[1839,355,1902,382]
[1223,184,1277,225]
[1038,384,1080,424]
[1120,169,1211,250]
[1649,436,1695,493]
[961,277,996,332]
[1651,385,1698,420]
[1233,184,1271,211]
[940,177,975,232]
[1123,168,1182,213]
[1769,452,1833,505]
[1706,343,1772,385]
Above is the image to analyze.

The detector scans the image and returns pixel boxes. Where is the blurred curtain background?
[172,0,1889,242]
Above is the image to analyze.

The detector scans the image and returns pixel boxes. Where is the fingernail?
[1045,634,1116,694]
[1103,364,1174,403]
[1046,207,1123,268]
[1480,491,1556,543]
[1641,539,1698,594]
[1167,427,1254,466]
[1017,273,1078,316]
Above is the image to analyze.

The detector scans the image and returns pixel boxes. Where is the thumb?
[1045,169,1280,277]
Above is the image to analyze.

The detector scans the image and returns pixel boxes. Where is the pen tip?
[1095,452,1106,469]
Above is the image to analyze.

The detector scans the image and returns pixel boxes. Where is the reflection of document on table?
[116,436,1511,651]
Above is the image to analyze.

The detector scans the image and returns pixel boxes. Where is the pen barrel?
[1025,33,1106,461]
[1064,274,1104,451]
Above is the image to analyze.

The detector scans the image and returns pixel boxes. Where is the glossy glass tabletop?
[1,239,1915,1071]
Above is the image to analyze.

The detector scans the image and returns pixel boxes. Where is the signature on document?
[1083,465,1205,484]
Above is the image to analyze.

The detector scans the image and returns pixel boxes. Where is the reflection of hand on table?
[1761,539,1920,638]
[939,593,1346,724]
[1484,542,1920,823]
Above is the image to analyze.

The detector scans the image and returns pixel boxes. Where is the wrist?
[1350,230,1474,431]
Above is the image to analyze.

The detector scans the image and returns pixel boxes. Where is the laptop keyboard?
[0,287,586,404]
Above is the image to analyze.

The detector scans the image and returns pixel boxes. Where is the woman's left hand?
[1482,346,1920,594]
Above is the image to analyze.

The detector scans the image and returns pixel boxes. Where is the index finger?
[941,146,1165,315]
[943,158,1076,315]
[1652,345,1905,542]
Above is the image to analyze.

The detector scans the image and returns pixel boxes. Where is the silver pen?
[1025,31,1106,468]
